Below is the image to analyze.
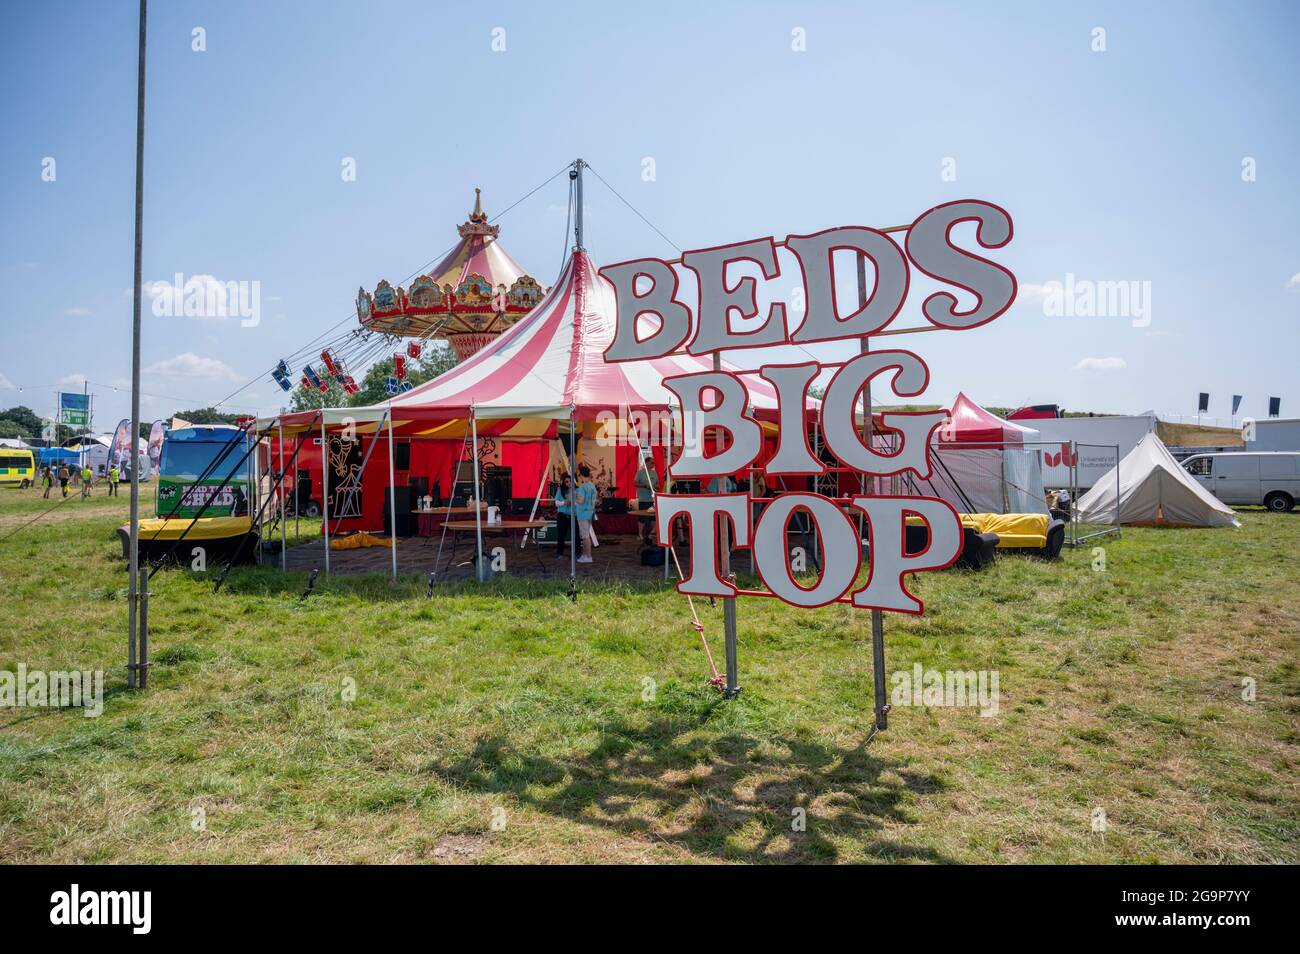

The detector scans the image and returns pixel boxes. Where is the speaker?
[394,442,411,471]
[384,486,415,536]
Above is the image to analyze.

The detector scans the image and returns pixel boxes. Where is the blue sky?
[2,0,1297,429]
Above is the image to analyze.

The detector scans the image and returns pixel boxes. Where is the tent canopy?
[1075,433,1239,527]
[388,250,797,421]
[941,392,1039,445]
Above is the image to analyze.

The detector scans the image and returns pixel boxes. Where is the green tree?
[346,343,458,406]
[169,407,243,425]
[290,377,347,412]
[0,404,44,439]
[285,342,459,411]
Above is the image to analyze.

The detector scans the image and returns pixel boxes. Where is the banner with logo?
[147,421,167,476]
[109,419,134,473]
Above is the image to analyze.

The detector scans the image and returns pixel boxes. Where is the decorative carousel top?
[354,189,546,358]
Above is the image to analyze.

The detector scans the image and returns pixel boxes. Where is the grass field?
[1,486,1296,863]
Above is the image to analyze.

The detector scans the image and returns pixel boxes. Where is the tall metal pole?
[387,407,398,579]
[126,0,148,690]
[321,414,330,574]
[572,159,585,251]
[858,252,886,731]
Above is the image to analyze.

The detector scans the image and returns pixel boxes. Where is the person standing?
[57,462,70,498]
[81,464,93,499]
[574,465,597,564]
[42,465,53,499]
[553,472,574,560]
[107,463,119,497]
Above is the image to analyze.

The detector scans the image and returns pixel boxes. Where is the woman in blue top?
[574,465,598,563]
[554,472,575,560]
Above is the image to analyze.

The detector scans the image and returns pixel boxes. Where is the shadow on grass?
[426,716,951,863]
[171,562,686,603]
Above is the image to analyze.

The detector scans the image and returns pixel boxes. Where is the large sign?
[599,200,1016,615]
[59,392,90,427]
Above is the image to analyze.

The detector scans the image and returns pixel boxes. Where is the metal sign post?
[858,252,888,731]
[711,353,740,698]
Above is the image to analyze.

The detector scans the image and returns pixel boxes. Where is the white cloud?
[58,372,89,388]
[0,371,14,389]
[1285,272,1300,290]
[1072,356,1127,372]
[1014,282,1056,306]
[143,352,241,382]
[65,306,91,317]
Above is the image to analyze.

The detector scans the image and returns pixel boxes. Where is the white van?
[1182,452,1300,512]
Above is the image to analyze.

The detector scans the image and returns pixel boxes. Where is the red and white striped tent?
[262,249,817,534]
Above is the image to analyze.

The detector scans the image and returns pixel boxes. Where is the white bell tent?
[1074,433,1240,528]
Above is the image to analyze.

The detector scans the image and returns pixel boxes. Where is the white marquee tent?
[1075,433,1239,528]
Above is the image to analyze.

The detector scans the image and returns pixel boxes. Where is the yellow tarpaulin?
[960,512,1049,548]
[135,516,253,542]
[904,512,1050,548]
[329,532,395,550]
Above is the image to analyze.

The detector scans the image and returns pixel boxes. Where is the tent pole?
[521,447,548,548]
[1114,442,1121,539]
[321,413,330,575]
[278,419,286,572]
[252,428,262,565]
[569,410,577,601]
[573,159,585,251]
[471,409,485,582]
[387,408,398,579]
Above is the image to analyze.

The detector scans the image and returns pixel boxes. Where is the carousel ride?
[267,189,547,401]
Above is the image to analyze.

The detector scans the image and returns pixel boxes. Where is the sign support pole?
[126,0,148,690]
[714,353,740,698]
[858,252,887,731]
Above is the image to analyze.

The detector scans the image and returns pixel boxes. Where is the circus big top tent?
[261,248,809,536]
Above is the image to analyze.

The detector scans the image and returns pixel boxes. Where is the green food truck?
[154,425,251,518]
